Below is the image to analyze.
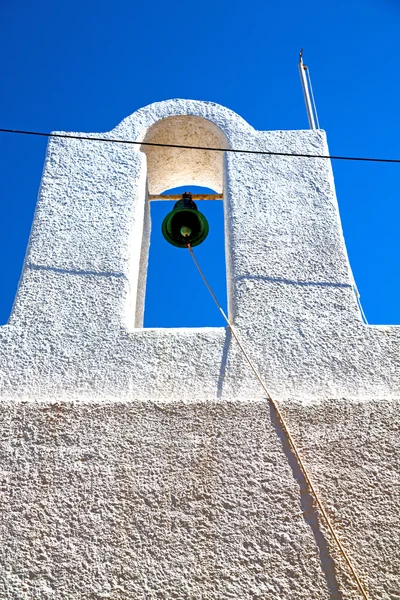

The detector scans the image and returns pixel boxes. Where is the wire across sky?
[1,127,400,164]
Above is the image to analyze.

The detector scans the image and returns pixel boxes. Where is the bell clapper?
[180,225,192,238]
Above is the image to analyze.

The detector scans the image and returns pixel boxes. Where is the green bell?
[161,192,209,248]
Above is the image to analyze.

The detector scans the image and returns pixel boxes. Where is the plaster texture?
[0,99,399,599]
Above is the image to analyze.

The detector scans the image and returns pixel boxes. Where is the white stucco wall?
[0,99,399,599]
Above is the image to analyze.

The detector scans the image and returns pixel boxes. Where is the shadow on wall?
[270,404,344,600]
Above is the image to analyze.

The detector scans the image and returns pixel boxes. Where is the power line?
[1,127,400,164]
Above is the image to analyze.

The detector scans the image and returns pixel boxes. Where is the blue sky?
[1,0,399,327]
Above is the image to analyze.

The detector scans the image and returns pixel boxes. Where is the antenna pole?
[298,49,317,129]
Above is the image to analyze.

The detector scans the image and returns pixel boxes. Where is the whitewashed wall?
[0,100,399,599]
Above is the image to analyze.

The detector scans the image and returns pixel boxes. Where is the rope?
[2,126,400,164]
[187,243,370,600]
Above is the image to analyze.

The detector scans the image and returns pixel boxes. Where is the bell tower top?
[0,98,398,402]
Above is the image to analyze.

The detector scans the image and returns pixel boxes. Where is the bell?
[161,192,209,248]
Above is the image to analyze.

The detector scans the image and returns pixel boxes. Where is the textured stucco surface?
[0,99,399,599]
[1,400,399,599]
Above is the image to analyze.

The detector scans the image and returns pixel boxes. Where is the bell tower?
[0,100,399,599]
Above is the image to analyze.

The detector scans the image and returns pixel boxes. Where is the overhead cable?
[1,127,400,164]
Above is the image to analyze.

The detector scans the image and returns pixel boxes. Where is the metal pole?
[148,193,223,201]
[298,49,316,129]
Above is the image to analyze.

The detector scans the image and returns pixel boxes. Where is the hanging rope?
[187,243,370,600]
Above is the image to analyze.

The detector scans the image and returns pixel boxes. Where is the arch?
[109,100,253,329]
[111,99,255,148]
[144,186,227,328]
[140,116,230,194]
[134,113,231,328]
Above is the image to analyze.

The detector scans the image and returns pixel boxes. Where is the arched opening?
[140,115,229,194]
[144,185,227,328]
[136,116,230,328]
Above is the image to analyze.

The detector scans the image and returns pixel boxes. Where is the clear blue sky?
[1,0,399,327]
